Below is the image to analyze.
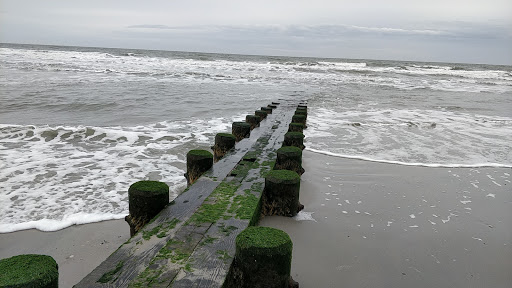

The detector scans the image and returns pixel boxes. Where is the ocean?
[1,43,511,233]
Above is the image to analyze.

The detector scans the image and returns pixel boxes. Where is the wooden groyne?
[73,100,307,288]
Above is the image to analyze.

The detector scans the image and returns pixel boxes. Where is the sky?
[1,0,511,65]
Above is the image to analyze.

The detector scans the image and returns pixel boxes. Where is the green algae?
[0,254,58,288]
[187,149,213,158]
[98,261,124,283]
[216,250,230,264]
[188,182,241,225]
[142,218,180,240]
[129,181,169,195]
[236,227,292,253]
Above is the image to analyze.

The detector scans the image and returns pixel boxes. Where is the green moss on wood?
[259,160,275,177]
[231,226,293,285]
[0,254,58,288]
[291,115,306,127]
[188,182,241,225]
[128,181,169,232]
[184,263,194,272]
[200,236,217,246]
[98,261,124,283]
[216,250,231,264]
[266,170,300,183]
[187,149,213,158]
[255,110,268,120]
[218,224,238,236]
[142,218,180,240]
[283,132,305,150]
[285,132,304,139]
[277,146,302,154]
[216,133,236,140]
[186,149,214,184]
[232,192,259,221]
[236,227,292,253]
[230,160,259,178]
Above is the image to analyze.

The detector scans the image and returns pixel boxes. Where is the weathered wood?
[262,170,301,217]
[125,181,169,237]
[231,122,251,142]
[245,115,260,130]
[224,227,293,288]
[185,150,213,185]
[255,110,268,121]
[274,146,304,175]
[291,114,306,128]
[283,131,305,150]
[261,107,272,114]
[76,101,300,288]
[0,254,59,288]
[212,133,236,162]
[288,122,304,133]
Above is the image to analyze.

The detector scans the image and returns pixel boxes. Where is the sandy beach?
[0,220,129,287]
[261,150,512,288]
[1,149,510,287]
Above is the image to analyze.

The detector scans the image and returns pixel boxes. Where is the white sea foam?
[0,115,239,232]
[1,47,511,94]
[293,211,316,222]
[306,107,512,168]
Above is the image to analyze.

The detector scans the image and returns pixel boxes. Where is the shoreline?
[1,150,510,287]
[261,150,511,288]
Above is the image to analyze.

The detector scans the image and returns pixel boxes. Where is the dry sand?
[0,219,129,287]
[261,150,511,288]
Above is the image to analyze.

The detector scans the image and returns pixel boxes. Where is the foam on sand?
[0,115,241,233]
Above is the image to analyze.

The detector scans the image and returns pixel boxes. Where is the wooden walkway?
[75,100,300,288]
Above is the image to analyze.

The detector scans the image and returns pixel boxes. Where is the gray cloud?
[1,0,511,64]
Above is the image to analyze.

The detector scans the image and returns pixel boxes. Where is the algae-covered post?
[291,114,307,128]
[185,149,213,185]
[255,110,268,121]
[125,180,169,236]
[294,109,307,118]
[232,121,251,141]
[262,170,302,217]
[268,104,277,109]
[225,226,294,288]
[274,146,305,175]
[261,107,273,114]
[288,122,304,133]
[283,131,305,150]
[212,133,236,161]
[246,115,261,130]
[0,254,59,288]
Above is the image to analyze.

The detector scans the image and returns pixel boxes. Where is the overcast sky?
[1,0,511,64]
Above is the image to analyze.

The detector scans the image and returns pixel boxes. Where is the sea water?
[1,43,510,232]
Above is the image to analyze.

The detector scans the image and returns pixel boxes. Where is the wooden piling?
[0,254,59,288]
[274,146,304,175]
[283,132,305,150]
[212,133,236,161]
[225,226,293,288]
[262,170,301,217]
[185,149,213,185]
[232,122,251,141]
[245,115,261,130]
[125,180,169,236]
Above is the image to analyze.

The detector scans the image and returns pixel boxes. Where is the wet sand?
[0,219,129,287]
[0,150,510,287]
[261,150,511,288]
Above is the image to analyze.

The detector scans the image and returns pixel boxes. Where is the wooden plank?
[75,101,300,288]
[170,104,297,287]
